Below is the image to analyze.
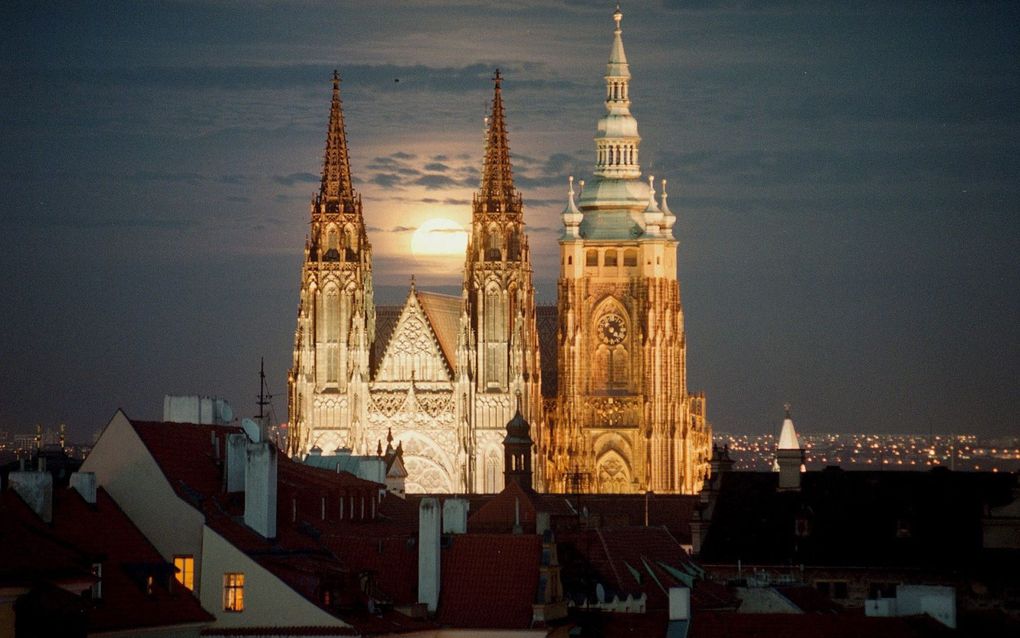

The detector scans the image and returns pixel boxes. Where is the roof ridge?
[596,527,625,588]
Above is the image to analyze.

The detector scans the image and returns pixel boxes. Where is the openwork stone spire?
[594,7,641,179]
[319,70,355,211]
[478,70,520,214]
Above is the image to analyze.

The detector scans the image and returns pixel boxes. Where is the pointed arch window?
[507,229,521,260]
[610,345,628,389]
[485,227,502,262]
[485,452,500,493]
[324,290,340,383]
[344,226,358,260]
[324,228,340,261]
[595,345,611,389]
[483,286,507,388]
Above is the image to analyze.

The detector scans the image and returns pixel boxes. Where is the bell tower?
[288,71,375,458]
[458,71,544,493]
[549,9,711,494]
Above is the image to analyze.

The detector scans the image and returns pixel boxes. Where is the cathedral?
[287,8,712,495]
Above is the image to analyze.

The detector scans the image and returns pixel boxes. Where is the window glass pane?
[224,573,245,612]
[174,555,195,591]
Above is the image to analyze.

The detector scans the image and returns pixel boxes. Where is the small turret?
[660,178,677,232]
[504,399,534,491]
[776,404,805,491]
[562,176,583,238]
[642,175,664,236]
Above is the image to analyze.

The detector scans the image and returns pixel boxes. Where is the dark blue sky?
[2,1,1017,441]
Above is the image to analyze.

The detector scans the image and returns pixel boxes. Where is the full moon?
[410,218,468,256]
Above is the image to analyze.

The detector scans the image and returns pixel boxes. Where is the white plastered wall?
[81,411,207,594]
[199,526,347,628]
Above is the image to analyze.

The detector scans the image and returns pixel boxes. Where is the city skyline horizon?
[2,1,1017,443]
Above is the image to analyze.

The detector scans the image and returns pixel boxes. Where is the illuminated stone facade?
[288,74,542,494]
[288,10,711,495]
[543,9,712,494]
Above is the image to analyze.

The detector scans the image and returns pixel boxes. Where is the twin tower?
[286,9,712,495]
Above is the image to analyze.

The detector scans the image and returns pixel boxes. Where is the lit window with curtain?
[224,573,245,612]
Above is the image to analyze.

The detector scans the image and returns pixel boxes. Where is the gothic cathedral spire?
[478,70,518,212]
[288,71,375,460]
[458,72,544,492]
[319,70,355,210]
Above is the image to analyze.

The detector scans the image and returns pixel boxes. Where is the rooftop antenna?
[256,357,274,443]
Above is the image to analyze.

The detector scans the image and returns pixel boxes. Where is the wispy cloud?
[127,170,204,184]
[273,172,319,186]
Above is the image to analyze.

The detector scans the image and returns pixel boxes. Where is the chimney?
[690,510,707,556]
[10,470,53,523]
[225,433,247,492]
[418,497,441,613]
[442,498,468,534]
[244,441,277,539]
[668,587,691,626]
[211,430,220,462]
[536,511,551,536]
[709,444,734,482]
[70,472,97,504]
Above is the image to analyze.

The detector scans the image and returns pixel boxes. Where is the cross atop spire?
[608,6,629,77]
[319,70,355,211]
[478,68,519,214]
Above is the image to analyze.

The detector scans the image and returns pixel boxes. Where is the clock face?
[597,313,627,345]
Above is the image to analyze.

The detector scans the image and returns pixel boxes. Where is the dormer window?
[173,555,195,591]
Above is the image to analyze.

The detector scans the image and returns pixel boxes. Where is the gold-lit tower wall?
[546,8,712,494]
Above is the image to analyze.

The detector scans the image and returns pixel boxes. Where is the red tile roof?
[320,534,419,606]
[576,610,950,638]
[0,490,93,586]
[468,480,540,533]
[128,419,429,633]
[558,525,736,612]
[688,611,952,638]
[459,486,698,542]
[3,485,213,633]
[774,584,844,614]
[201,627,358,636]
[437,533,543,629]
